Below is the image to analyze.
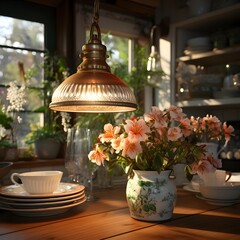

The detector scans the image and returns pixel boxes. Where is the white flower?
[0,124,7,140]
[17,116,22,123]
[60,112,71,132]
[6,81,26,112]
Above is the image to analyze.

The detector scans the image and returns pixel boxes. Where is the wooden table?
[0,186,239,240]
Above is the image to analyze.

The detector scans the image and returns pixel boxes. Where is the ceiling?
[27,0,160,21]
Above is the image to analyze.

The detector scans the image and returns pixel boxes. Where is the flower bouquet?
[189,114,234,178]
[190,114,234,144]
[88,105,223,179]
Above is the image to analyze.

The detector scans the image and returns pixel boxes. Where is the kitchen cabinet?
[169,3,240,167]
[170,3,240,114]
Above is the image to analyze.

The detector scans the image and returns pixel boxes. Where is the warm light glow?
[49,0,137,113]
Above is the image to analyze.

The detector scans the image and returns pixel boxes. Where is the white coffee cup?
[201,169,231,186]
[215,169,231,185]
[11,171,63,194]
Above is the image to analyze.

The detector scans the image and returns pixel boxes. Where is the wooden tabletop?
[0,186,239,240]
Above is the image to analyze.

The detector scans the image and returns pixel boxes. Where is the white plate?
[229,172,240,182]
[0,192,85,208]
[0,190,84,203]
[0,197,86,217]
[183,184,200,193]
[196,193,240,206]
[0,182,85,198]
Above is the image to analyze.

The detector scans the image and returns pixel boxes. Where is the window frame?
[0,0,57,147]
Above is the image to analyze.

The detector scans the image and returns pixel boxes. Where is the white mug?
[201,169,231,186]
[11,171,63,194]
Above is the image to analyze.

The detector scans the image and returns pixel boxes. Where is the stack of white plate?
[184,37,212,55]
[0,182,86,217]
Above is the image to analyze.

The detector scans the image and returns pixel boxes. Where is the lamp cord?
[150,25,157,46]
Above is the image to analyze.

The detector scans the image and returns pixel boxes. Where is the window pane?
[86,31,129,69]
[16,112,44,147]
[25,88,43,111]
[0,48,44,86]
[102,33,129,67]
[0,16,44,50]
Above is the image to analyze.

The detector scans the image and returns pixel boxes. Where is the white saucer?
[0,182,85,198]
[0,197,86,217]
[0,192,85,208]
[183,184,200,193]
[196,193,240,206]
[0,190,84,203]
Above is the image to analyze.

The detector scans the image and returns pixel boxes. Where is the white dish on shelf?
[196,193,240,206]
[0,182,84,198]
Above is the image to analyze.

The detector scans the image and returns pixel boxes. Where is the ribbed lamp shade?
[49,70,137,112]
[49,0,137,113]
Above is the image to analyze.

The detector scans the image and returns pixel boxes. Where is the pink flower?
[190,115,234,143]
[88,146,108,166]
[168,105,185,121]
[144,106,167,129]
[167,127,182,141]
[124,118,150,142]
[111,135,124,153]
[223,122,234,142]
[180,118,192,137]
[122,137,142,159]
[191,160,215,175]
[99,123,120,143]
[206,154,222,169]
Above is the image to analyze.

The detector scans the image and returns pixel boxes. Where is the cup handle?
[225,171,232,182]
[10,173,21,186]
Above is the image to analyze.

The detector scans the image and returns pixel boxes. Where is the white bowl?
[199,182,240,200]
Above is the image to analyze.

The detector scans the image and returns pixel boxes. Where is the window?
[0,0,56,147]
[0,16,45,147]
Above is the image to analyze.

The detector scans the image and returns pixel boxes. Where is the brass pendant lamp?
[49,0,137,113]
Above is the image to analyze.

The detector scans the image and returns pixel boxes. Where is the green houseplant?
[25,124,65,159]
[0,108,14,160]
[25,52,69,159]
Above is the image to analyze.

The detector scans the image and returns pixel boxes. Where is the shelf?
[12,158,64,168]
[173,3,240,31]
[178,46,240,65]
[176,97,240,108]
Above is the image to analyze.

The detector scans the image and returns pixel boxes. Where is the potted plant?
[189,114,234,162]
[88,105,221,221]
[24,52,69,159]
[0,107,15,161]
[25,124,65,159]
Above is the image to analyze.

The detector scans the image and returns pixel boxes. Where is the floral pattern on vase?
[126,170,176,222]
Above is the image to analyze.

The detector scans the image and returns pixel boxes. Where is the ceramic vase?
[126,170,176,222]
[197,142,219,159]
[173,163,188,186]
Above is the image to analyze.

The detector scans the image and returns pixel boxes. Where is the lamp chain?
[93,0,99,24]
